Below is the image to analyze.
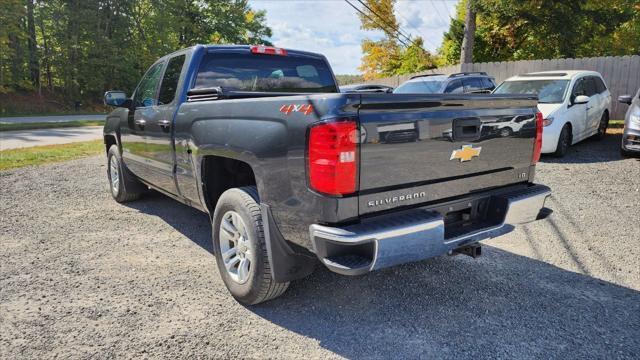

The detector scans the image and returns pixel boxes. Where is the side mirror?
[618,95,633,105]
[573,95,590,105]
[104,91,128,107]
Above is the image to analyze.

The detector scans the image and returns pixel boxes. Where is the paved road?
[0,126,103,150]
[0,134,639,358]
[0,114,105,123]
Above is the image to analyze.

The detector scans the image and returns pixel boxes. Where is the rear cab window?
[194,51,338,93]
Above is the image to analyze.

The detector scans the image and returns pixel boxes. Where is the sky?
[248,0,460,75]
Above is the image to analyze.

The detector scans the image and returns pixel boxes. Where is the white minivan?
[494,71,611,156]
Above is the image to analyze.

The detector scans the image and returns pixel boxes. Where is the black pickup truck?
[103,45,551,304]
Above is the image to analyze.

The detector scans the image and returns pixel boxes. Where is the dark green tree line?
[0,0,271,103]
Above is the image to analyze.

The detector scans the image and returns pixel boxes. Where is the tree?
[459,0,476,64]
[357,0,435,79]
[439,0,640,65]
[0,0,271,106]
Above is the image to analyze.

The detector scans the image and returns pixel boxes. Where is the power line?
[355,0,415,45]
[344,0,412,48]
[393,11,439,49]
[429,0,450,27]
[346,0,433,56]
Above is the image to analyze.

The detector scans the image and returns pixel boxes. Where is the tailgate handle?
[453,118,482,141]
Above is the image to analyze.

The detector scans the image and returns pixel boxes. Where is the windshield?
[194,52,338,93]
[394,79,445,94]
[494,80,569,103]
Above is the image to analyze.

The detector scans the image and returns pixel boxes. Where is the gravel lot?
[1,134,639,359]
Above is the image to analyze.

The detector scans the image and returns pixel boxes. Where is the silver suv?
[393,72,496,94]
[618,88,640,157]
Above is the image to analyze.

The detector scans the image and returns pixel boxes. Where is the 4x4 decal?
[280,104,314,115]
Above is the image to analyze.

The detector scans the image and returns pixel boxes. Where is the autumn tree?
[357,0,435,80]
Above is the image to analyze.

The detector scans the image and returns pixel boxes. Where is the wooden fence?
[364,55,640,119]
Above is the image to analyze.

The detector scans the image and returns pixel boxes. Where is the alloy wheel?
[218,211,253,284]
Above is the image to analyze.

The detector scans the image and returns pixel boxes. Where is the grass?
[609,119,624,128]
[0,120,104,132]
[0,140,103,171]
[0,111,105,118]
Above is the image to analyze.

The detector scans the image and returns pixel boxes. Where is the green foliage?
[0,120,103,132]
[0,0,271,105]
[439,0,640,65]
[357,0,435,79]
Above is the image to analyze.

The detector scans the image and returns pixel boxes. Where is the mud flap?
[261,204,316,283]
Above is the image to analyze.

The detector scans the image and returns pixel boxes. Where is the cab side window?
[133,62,164,108]
[584,77,597,97]
[158,55,186,105]
[572,78,586,98]
[594,77,607,94]
[445,80,464,94]
[481,78,496,91]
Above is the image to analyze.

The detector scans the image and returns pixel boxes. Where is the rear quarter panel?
[174,93,359,248]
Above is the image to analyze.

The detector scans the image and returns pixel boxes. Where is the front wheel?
[594,112,609,140]
[553,124,571,157]
[107,145,144,203]
[212,186,289,305]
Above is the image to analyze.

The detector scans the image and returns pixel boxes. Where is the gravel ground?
[1,134,639,359]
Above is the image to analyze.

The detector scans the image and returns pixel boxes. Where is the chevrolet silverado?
[103,45,551,304]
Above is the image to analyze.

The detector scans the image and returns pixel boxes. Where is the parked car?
[493,71,611,157]
[618,88,640,157]
[340,84,393,93]
[393,72,496,94]
[103,45,551,305]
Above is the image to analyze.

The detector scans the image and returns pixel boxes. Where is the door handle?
[158,119,171,128]
[586,106,592,110]
[134,119,146,127]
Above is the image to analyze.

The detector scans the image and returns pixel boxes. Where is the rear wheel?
[212,186,289,305]
[553,124,571,157]
[594,112,609,140]
[107,145,143,203]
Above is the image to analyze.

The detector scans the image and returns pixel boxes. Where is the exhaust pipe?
[451,243,482,258]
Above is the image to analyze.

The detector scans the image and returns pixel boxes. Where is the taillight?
[532,111,543,164]
[250,45,287,56]
[307,119,358,196]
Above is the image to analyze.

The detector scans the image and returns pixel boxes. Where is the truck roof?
[159,44,328,61]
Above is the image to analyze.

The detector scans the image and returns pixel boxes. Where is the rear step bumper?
[310,184,551,276]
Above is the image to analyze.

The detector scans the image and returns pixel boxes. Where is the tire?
[212,186,289,305]
[553,124,571,157]
[107,145,143,203]
[594,112,609,140]
[621,147,638,158]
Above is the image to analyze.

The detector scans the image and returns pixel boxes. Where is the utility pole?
[460,0,476,65]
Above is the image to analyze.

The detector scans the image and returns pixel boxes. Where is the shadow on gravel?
[251,247,640,359]
[540,133,633,164]
[122,191,213,254]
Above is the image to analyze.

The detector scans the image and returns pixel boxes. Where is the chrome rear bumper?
[310,184,551,275]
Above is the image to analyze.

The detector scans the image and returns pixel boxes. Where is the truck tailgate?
[357,94,539,214]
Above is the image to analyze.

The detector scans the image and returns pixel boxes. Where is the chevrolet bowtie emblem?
[450,145,482,162]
